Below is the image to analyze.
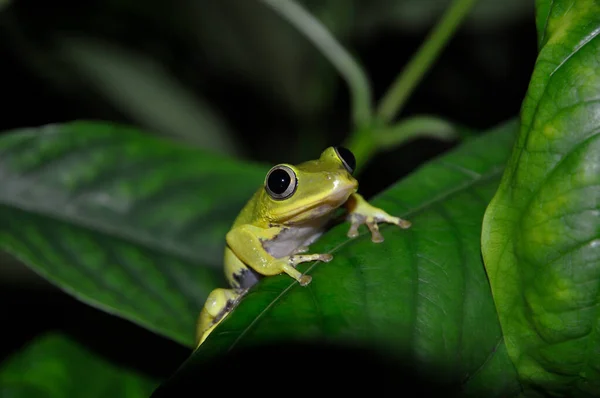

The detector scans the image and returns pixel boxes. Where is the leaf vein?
[549,24,600,79]
[434,203,468,364]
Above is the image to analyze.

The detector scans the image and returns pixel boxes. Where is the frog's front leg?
[227,225,332,286]
[345,193,411,243]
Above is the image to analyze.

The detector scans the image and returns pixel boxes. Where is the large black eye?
[334,146,356,174]
[265,165,297,200]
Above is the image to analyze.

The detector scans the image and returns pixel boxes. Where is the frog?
[195,146,411,347]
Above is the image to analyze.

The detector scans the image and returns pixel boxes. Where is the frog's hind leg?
[196,247,257,348]
[225,246,261,289]
[196,287,243,348]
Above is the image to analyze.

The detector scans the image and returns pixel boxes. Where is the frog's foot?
[346,193,411,243]
[276,253,333,286]
[196,288,245,348]
[289,253,333,266]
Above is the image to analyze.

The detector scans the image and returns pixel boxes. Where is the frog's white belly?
[262,221,327,258]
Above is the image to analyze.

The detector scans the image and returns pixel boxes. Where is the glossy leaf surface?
[0,122,266,346]
[482,1,600,395]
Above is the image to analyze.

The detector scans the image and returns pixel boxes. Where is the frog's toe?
[347,223,360,238]
[366,219,385,243]
[321,253,333,262]
[299,274,312,286]
[397,219,412,229]
[371,233,384,243]
[374,212,411,231]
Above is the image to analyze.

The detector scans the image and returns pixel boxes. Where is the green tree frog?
[196,146,411,347]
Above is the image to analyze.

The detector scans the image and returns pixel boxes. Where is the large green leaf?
[0,121,266,347]
[154,120,522,397]
[0,333,156,397]
[482,1,600,396]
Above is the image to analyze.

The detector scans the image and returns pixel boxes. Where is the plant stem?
[346,116,462,174]
[376,0,478,124]
[376,115,459,148]
[343,126,377,174]
[259,0,373,129]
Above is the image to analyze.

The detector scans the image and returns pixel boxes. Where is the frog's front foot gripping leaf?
[284,253,333,286]
[346,193,411,243]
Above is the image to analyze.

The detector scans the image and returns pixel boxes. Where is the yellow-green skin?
[196,147,411,347]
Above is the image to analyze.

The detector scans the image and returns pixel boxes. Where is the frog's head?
[259,146,358,224]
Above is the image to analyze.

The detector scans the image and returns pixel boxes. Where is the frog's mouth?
[278,183,357,224]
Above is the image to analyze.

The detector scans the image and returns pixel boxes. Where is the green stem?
[376,115,459,148]
[259,0,373,129]
[343,127,377,174]
[376,0,478,123]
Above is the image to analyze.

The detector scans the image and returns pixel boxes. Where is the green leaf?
[534,0,553,47]
[482,1,600,396]
[0,333,156,397]
[0,121,267,347]
[155,120,522,397]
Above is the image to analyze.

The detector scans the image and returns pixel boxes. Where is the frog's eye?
[265,165,297,200]
[334,146,356,174]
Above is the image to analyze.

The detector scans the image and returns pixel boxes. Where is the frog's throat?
[275,187,357,224]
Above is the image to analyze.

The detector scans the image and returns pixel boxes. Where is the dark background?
[0,0,537,382]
